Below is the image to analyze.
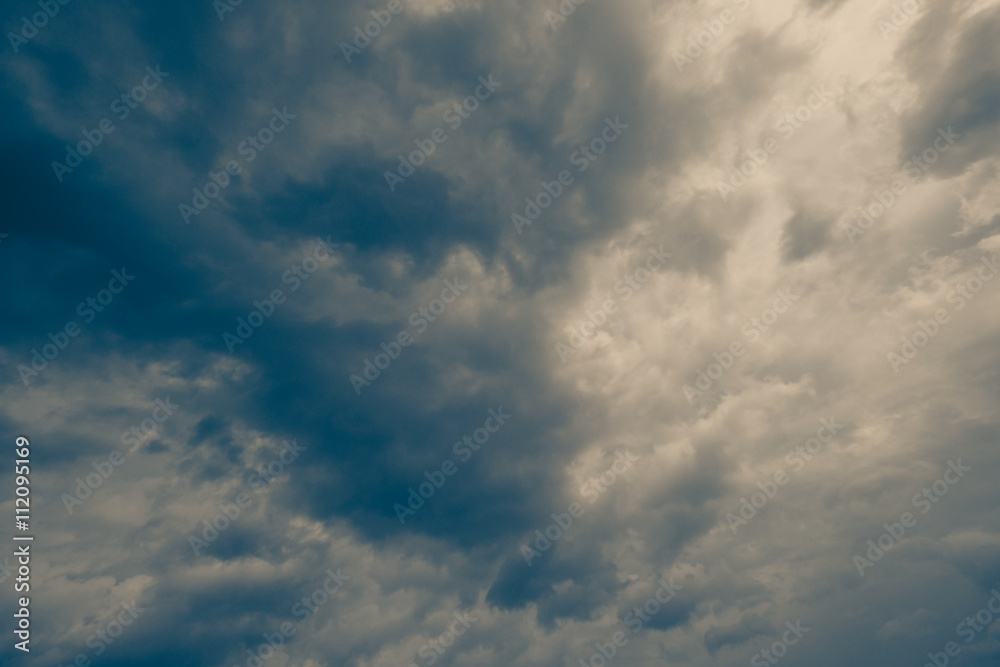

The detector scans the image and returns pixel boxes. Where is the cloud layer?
[2,0,1000,665]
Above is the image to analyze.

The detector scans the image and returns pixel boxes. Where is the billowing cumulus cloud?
[1,0,1000,665]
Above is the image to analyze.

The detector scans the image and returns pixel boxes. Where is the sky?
[2,0,1000,665]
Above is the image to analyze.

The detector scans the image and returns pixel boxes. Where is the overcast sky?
[2,0,1000,665]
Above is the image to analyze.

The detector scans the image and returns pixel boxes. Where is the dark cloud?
[1,0,1000,665]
